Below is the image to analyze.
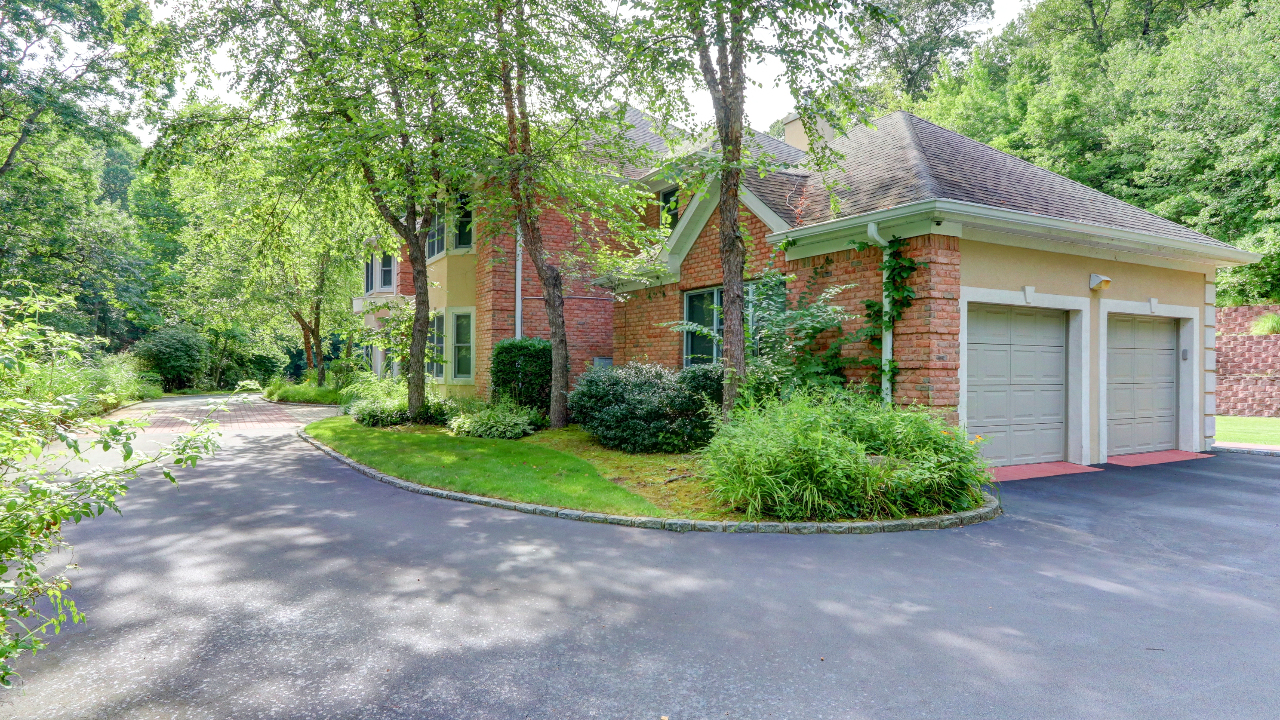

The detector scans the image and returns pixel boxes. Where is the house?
[352,193,617,398]
[613,110,1259,467]
[354,108,1259,468]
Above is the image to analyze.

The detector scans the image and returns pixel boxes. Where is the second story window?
[455,196,473,249]
[379,254,393,289]
[426,214,447,259]
[364,259,374,294]
[660,186,680,229]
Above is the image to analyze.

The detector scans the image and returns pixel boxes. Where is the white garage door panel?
[1108,315,1178,456]
[967,304,1068,467]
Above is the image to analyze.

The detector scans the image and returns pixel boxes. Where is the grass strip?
[305,416,663,516]
[1216,415,1280,446]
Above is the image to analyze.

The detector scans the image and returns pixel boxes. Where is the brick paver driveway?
[106,394,339,432]
[5,401,1280,719]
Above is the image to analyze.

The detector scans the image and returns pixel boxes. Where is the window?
[427,314,445,378]
[682,285,766,366]
[364,259,374,294]
[659,186,680,229]
[453,313,473,378]
[426,213,447,259]
[379,254,394,289]
[455,196,473,249]
[684,288,722,365]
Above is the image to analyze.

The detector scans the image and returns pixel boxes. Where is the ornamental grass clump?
[1250,313,1280,335]
[447,398,546,439]
[702,391,988,521]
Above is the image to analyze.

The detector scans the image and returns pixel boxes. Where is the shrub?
[270,382,343,404]
[567,362,721,453]
[490,337,552,411]
[133,326,210,391]
[1250,313,1280,335]
[702,391,987,521]
[447,399,543,439]
[350,395,412,427]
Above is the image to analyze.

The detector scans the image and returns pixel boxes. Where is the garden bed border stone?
[298,428,1002,534]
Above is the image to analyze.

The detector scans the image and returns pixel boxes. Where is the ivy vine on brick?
[850,235,926,397]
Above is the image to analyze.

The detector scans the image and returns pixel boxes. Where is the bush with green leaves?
[490,337,553,411]
[0,293,221,687]
[567,362,722,453]
[447,399,545,439]
[1250,313,1280,336]
[702,391,988,521]
[133,326,211,391]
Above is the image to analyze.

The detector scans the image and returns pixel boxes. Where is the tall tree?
[640,0,891,414]
[857,0,994,97]
[459,0,665,426]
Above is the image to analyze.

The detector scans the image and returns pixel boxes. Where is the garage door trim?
[959,287,1091,465]
[1099,299,1201,462]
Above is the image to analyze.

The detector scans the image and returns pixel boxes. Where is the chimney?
[782,112,835,152]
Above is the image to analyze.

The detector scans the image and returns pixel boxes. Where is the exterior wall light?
[1090,273,1112,290]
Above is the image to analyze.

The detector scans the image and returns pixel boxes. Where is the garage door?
[967,304,1067,466]
[1107,315,1178,456]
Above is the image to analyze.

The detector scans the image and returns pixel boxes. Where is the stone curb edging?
[1212,446,1280,458]
[296,428,1002,534]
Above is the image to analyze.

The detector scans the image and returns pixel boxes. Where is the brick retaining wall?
[1216,305,1280,417]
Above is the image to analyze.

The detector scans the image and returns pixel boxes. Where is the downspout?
[514,227,524,339]
[868,222,893,405]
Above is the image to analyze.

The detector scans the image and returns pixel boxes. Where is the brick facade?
[1216,304,1280,417]
[473,209,615,398]
[613,206,963,412]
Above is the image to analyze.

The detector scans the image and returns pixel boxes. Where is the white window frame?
[682,284,763,367]
[451,311,474,380]
[427,314,445,379]
[378,253,395,290]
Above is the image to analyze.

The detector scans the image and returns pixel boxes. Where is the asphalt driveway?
[5,399,1280,719]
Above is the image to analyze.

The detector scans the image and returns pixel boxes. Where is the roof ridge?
[901,112,1220,244]
[897,112,943,200]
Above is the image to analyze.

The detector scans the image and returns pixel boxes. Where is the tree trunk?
[692,4,748,417]
[499,2,571,427]
[312,304,326,387]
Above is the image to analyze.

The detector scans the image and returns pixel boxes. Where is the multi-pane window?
[426,214,447,259]
[364,259,374,293]
[427,315,445,378]
[455,197,473,249]
[379,254,393,288]
[682,285,765,366]
[659,186,680,229]
[453,313,473,379]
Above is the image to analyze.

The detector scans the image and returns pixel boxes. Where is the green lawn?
[1216,415,1280,446]
[305,416,663,516]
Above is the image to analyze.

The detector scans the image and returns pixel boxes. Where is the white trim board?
[959,287,1092,465]
[1097,299,1200,462]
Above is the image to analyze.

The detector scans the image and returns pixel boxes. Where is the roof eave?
[768,199,1261,267]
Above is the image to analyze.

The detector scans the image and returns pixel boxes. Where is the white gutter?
[769,198,1261,267]
[867,222,893,404]
[514,227,524,339]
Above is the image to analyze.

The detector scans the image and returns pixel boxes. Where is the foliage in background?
[702,390,987,521]
[131,325,209,391]
[567,362,723,454]
[0,292,220,687]
[889,0,1277,304]
[490,337,553,412]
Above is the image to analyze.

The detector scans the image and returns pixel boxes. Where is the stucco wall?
[959,238,1216,458]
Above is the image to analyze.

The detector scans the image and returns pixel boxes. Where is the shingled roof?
[623,108,1229,251]
[798,112,1232,249]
